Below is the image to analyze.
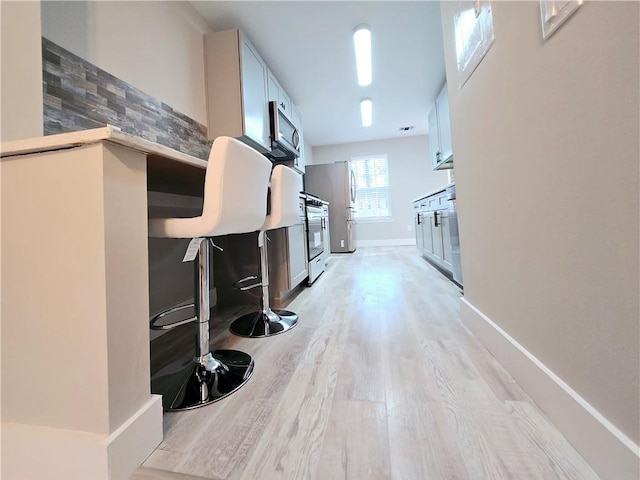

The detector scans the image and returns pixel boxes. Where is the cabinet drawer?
[425,192,448,210]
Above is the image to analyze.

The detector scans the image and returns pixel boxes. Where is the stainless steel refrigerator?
[305,161,357,253]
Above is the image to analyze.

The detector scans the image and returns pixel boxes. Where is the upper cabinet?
[204,29,270,153]
[429,83,454,170]
[267,69,292,116]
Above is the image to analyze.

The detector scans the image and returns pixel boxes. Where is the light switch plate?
[540,0,583,40]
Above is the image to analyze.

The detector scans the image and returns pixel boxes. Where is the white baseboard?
[2,395,163,480]
[460,299,640,480]
[355,238,416,247]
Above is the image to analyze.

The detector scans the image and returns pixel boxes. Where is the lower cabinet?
[413,193,453,275]
[268,223,308,302]
[287,223,308,288]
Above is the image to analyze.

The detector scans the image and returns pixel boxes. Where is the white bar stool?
[148,136,272,410]
[229,164,301,337]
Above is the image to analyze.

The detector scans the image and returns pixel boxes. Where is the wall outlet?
[341,240,345,248]
[407,224,412,232]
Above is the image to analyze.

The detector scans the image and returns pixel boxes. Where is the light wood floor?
[137,246,599,480]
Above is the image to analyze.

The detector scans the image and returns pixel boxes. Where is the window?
[351,155,391,219]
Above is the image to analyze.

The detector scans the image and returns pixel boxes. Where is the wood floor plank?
[315,399,391,480]
[505,401,600,480]
[131,467,211,480]
[237,362,340,480]
[422,340,555,479]
[140,247,601,480]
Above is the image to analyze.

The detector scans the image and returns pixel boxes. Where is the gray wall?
[311,135,449,245]
[41,0,211,125]
[441,0,639,445]
[1,1,43,141]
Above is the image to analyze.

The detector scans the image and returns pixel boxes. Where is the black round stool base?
[229,309,298,338]
[151,349,254,411]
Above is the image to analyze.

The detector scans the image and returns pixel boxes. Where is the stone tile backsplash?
[42,37,212,160]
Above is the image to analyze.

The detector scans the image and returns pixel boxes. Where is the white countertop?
[412,182,455,203]
[1,126,208,169]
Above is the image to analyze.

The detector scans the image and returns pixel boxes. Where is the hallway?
[140,246,598,479]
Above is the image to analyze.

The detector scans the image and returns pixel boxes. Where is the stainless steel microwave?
[268,101,300,160]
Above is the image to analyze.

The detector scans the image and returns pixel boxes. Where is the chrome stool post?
[229,165,301,338]
[151,239,254,411]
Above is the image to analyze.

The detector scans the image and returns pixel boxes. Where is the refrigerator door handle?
[350,169,357,205]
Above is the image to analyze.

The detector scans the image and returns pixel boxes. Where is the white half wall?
[440,1,639,477]
[41,1,211,125]
[311,135,449,244]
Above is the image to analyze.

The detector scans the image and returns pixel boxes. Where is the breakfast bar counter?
[1,127,207,480]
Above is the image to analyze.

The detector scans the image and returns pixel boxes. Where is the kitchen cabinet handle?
[434,211,439,227]
[417,213,422,225]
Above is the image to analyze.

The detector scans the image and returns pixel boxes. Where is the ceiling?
[190,1,446,147]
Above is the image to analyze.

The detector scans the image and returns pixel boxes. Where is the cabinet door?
[432,212,444,260]
[440,212,453,270]
[239,36,270,150]
[287,223,308,288]
[422,212,434,254]
[267,70,279,103]
[415,211,425,251]
[437,85,453,163]
[427,104,440,170]
[279,88,291,115]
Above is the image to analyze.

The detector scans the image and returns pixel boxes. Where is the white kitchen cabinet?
[287,223,308,288]
[268,222,308,301]
[429,83,454,170]
[414,204,425,251]
[268,197,308,300]
[267,70,279,104]
[205,28,270,153]
[267,69,292,116]
[422,211,434,254]
[413,190,453,274]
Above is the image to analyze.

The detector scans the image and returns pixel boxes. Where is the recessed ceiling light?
[360,98,372,127]
[353,24,372,87]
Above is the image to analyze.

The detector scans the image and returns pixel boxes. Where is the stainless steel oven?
[305,195,327,284]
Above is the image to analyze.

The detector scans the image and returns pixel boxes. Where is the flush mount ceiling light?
[353,24,372,86]
[360,98,373,127]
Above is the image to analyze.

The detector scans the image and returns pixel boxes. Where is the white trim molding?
[2,395,163,480]
[356,238,416,248]
[460,298,640,480]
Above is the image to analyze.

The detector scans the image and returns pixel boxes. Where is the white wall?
[0,1,43,141]
[311,135,449,245]
[303,140,314,166]
[41,1,211,125]
[440,0,638,468]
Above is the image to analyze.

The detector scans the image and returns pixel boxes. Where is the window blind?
[351,155,391,219]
